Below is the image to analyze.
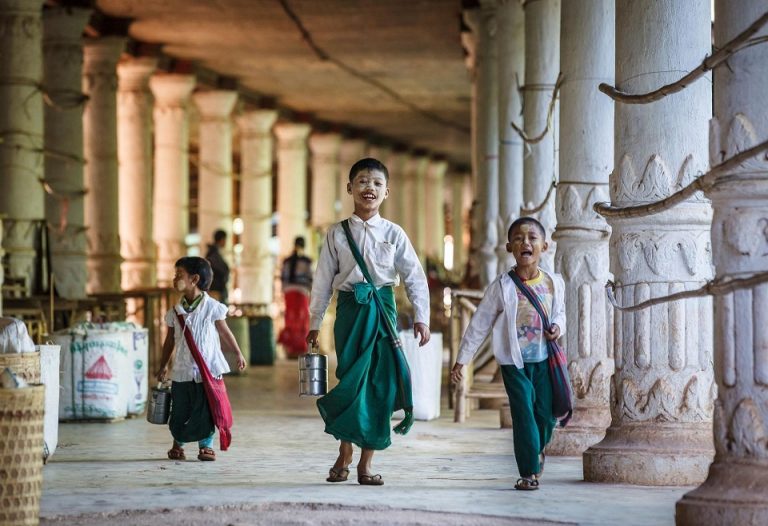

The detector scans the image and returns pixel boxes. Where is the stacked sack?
[54,321,148,421]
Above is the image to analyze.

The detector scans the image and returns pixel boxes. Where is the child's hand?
[237,353,246,371]
[450,362,464,384]
[306,330,320,348]
[414,322,430,346]
[155,364,169,382]
[545,324,561,341]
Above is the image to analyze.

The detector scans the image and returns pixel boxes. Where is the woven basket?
[0,352,41,384]
[0,385,45,526]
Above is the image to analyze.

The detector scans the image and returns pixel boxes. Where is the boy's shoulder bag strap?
[507,270,552,330]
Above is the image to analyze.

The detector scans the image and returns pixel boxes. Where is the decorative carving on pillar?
[83,37,125,294]
[0,0,45,294]
[118,57,157,290]
[676,3,768,518]
[583,0,714,486]
[43,6,91,299]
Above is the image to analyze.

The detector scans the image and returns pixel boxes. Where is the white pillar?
[425,159,447,264]
[583,0,714,485]
[450,173,471,275]
[465,3,499,286]
[401,155,429,257]
[83,37,125,294]
[367,144,393,218]
[677,1,768,521]
[150,74,196,286]
[275,122,311,259]
[309,133,342,233]
[118,57,157,290]
[43,6,90,299]
[238,110,277,305]
[547,0,614,456]
[522,0,560,271]
[337,138,366,220]
[496,0,524,272]
[193,90,237,254]
[383,150,408,225]
[0,0,45,294]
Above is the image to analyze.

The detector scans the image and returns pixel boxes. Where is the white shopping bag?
[400,331,443,421]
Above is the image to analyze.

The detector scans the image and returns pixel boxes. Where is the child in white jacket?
[451,217,566,491]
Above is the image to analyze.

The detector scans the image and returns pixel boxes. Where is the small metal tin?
[299,350,327,397]
[146,384,172,425]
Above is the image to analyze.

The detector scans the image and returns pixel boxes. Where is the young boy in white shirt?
[451,217,566,490]
[306,158,430,486]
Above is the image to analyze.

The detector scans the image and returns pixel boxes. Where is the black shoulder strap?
[508,270,551,330]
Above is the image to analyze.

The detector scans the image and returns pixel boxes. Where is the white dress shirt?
[309,213,430,331]
[456,268,566,369]
[165,293,231,382]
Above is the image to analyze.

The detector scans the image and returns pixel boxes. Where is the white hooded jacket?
[456,268,566,369]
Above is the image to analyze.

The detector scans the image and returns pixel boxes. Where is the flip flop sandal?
[197,447,216,461]
[358,473,384,486]
[167,445,186,461]
[515,477,540,491]
[326,467,350,483]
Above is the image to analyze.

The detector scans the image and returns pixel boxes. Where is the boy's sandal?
[358,473,384,486]
[326,467,350,483]
[514,477,539,491]
[197,447,216,461]
[167,445,186,461]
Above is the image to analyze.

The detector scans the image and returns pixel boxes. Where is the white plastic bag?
[0,317,35,354]
[400,331,443,421]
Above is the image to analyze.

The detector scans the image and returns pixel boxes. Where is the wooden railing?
[448,288,509,424]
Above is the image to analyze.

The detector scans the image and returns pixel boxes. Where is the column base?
[583,422,713,485]
[546,425,606,457]
[675,460,768,525]
[121,260,156,291]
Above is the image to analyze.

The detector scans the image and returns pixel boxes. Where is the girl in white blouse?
[156,257,245,462]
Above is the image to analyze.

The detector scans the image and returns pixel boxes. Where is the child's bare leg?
[332,440,353,472]
[357,448,375,476]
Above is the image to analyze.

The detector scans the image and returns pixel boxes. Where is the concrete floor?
[40,360,690,525]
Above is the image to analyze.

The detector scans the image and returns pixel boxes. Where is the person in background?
[278,236,313,358]
[205,229,230,304]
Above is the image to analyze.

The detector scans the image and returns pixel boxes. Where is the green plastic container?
[249,316,275,366]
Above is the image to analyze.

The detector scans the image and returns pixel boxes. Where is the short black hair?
[348,157,389,182]
[213,229,227,243]
[175,256,213,291]
[294,236,305,248]
[507,216,546,241]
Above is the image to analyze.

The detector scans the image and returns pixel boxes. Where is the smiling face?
[348,168,389,215]
[506,223,548,268]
